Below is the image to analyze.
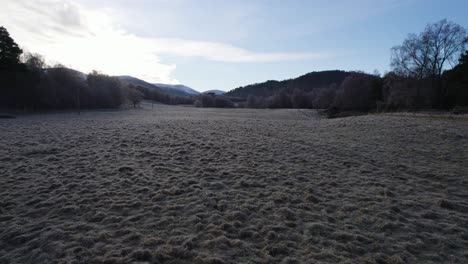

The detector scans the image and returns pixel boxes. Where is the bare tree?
[126,84,144,108]
[246,95,258,108]
[391,33,430,78]
[331,73,380,111]
[392,19,467,79]
[391,20,466,107]
[291,89,311,109]
[22,52,46,70]
[87,71,124,108]
[311,84,337,109]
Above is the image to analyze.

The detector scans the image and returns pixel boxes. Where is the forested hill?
[118,76,194,97]
[226,70,351,98]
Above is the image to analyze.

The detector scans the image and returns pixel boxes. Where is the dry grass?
[382,111,468,122]
[0,105,467,263]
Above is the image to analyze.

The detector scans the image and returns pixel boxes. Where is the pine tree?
[0,26,22,66]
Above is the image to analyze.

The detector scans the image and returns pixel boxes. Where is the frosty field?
[0,105,467,264]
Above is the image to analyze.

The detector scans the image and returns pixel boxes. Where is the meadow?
[0,105,467,263]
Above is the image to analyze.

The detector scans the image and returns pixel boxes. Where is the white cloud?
[0,0,327,83]
[148,38,326,63]
[0,0,180,83]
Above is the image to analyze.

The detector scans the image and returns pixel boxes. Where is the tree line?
[0,26,194,112]
[2,19,466,113]
[226,70,350,99]
[229,19,468,113]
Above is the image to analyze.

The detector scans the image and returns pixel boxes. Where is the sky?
[0,0,467,92]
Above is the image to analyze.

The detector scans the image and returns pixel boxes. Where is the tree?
[311,84,338,109]
[382,73,434,109]
[126,84,143,108]
[214,95,234,108]
[200,93,215,107]
[0,27,22,66]
[47,66,87,109]
[391,33,430,78]
[87,71,124,108]
[267,90,292,108]
[22,53,47,110]
[291,89,310,109]
[22,52,46,70]
[443,50,468,107]
[391,20,467,107]
[391,20,467,79]
[459,50,468,65]
[246,95,258,108]
[331,73,381,111]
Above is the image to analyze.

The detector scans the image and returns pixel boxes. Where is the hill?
[154,83,200,95]
[118,76,193,97]
[226,70,351,98]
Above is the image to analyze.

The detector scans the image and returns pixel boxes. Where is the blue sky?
[1,0,467,91]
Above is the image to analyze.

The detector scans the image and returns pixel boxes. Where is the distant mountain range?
[117,76,231,97]
[118,76,197,97]
[118,71,350,100]
[226,70,351,98]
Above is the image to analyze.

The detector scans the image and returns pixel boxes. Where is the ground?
[0,105,467,264]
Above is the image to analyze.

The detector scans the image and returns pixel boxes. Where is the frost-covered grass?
[0,105,467,263]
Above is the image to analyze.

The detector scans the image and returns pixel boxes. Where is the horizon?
[1,0,467,92]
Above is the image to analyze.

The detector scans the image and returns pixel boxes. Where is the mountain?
[118,76,193,97]
[154,83,200,95]
[203,90,226,95]
[226,70,351,98]
[118,76,157,90]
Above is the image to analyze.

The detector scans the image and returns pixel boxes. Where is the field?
[0,105,467,264]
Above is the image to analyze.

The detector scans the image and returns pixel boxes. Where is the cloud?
[0,0,180,83]
[148,38,326,63]
[0,0,327,83]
